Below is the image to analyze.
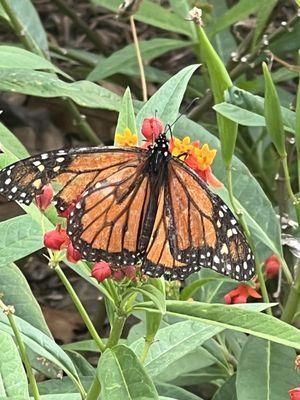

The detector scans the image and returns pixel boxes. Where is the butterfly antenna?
[169,97,200,129]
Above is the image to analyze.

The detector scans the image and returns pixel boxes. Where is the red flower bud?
[289,388,300,400]
[91,261,112,282]
[122,266,136,280]
[113,269,125,281]
[36,184,53,211]
[264,254,280,279]
[66,242,81,263]
[44,225,69,251]
[141,117,164,141]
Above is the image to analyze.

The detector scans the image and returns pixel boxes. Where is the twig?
[0,300,40,400]
[129,15,147,102]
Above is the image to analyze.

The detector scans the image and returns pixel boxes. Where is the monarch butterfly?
[0,131,255,281]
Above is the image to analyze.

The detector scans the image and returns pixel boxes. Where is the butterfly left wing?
[143,158,255,281]
[0,147,146,213]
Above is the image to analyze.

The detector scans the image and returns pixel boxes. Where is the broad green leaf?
[171,365,228,387]
[263,62,286,157]
[0,46,70,79]
[1,0,48,55]
[88,39,190,81]
[66,351,95,377]
[169,0,197,40]
[174,117,282,259]
[156,382,203,400]
[212,375,237,400]
[236,337,299,400]
[91,0,194,37]
[297,0,300,6]
[0,215,43,265]
[136,64,199,141]
[0,263,51,336]
[295,78,300,169]
[0,332,29,398]
[210,0,236,64]
[208,0,262,36]
[37,376,93,395]
[197,26,236,167]
[158,301,300,350]
[114,88,137,145]
[130,320,222,378]
[218,86,296,133]
[0,69,121,110]
[131,284,166,313]
[98,345,159,400]
[0,304,81,391]
[252,0,278,46]
[63,340,100,353]
[0,396,81,400]
[213,103,266,128]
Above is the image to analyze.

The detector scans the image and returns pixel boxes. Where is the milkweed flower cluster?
[224,283,261,304]
[289,388,300,400]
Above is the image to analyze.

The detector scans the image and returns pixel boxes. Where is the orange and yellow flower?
[115,128,138,147]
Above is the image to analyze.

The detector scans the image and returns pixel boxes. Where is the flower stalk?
[0,300,40,400]
[54,264,106,353]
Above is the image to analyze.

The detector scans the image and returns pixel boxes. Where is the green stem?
[64,99,102,146]
[281,261,300,323]
[0,0,46,58]
[52,0,106,52]
[0,301,40,400]
[106,315,126,348]
[129,15,147,102]
[54,265,106,352]
[227,168,272,315]
[86,375,101,400]
[281,156,300,226]
[140,338,153,364]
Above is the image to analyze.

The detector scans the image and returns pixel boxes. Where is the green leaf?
[136,64,199,141]
[130,320,222,378]
[212,375,237,400]
[208,0,261,36]
[217,86,296,133]
[252,0,278,46]
[0,69,121,110]
[0,263,51,336]
[2,0,48,55]
[295,78,300,170]
[114,88,137,145]
[236,337,299,400]
[197,26,237,167]
[143,278,165,345]
[0,331,29,398]
[98,345,159,400]
[262,62,286,157]
[297,0,300,6]
[37,376,93,395]
[169,0,197,40]
[156,382,203,400]
[88,38,190,82]
[161,301,300,349]
[131,284,166,313]
[0,312,81,390]
[0,215,43,265]
[209,0,236,64]
[91,0,194,37]
[0,46,70,79]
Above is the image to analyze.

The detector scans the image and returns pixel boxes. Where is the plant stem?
[86,375,101,400]
[0,0,46,58]
[129,15,147,102]
[140,338,153,364]
[281,156,300,226]
[0,301,40,400]
[52,0,106,52]
[226,168,272,315]
[281,260,300,323]
[64,99,102,146]
[106,314,126,348]
[54,265,106,352]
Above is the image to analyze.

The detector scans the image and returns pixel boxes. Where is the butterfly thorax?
[147,133,170,174]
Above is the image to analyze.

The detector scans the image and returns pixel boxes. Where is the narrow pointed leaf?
[114,88,137,145]
[263,62,286,157]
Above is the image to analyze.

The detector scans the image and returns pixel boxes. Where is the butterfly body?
[0,134,255,281]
